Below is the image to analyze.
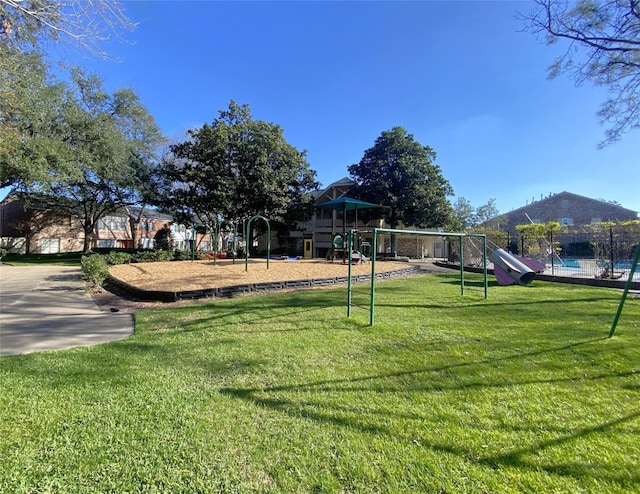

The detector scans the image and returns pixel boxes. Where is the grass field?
[1,272,639,492]
[1,252,83,265]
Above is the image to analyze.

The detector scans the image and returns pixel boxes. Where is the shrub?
[104,251,132,265]
[173,249,192,261]
[81,254,109,290]
[132,250,173,263]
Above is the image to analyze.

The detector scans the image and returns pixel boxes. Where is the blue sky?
[44,1,640,215]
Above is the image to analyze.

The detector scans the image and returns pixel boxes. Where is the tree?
[23,70,164,252]
[348,127,454,252]
[1,0,138,189]
[450,197,502,232]
[449,197,475,231]
[519,0,640,145]
[157,101,319,236]
[0,48,76,189]
[0,0,135,56]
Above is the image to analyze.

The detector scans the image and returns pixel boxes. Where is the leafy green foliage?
[21,70,164,252]
[80,253,109,288]
[130,250,173,263]
[156,101,318,228]
[103,251,132,265]
[349,127,454,230]
[0,47,76,189]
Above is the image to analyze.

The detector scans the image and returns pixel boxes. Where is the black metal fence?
[449,224,639,281]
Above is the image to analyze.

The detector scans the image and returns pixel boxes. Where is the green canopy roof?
[315,197,386,212]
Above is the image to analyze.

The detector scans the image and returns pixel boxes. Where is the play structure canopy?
[315,196,387,235]
[315,196,387,213]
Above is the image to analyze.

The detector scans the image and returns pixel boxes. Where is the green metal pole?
[245,219,250,272]
[245,215,270,271]
[347,230,353,318]
[266,218,270,270]
[609,244,640,337]
[459,236,464,296]
[482,234,488,299]
[370,228,377,326]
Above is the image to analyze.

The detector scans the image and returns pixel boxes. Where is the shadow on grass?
[218,336,639,485]
[221,336,609,398]
[478,410,640,485]
[374,296,616,310]
[137,290,348,335]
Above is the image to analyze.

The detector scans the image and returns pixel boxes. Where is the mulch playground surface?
[96,258,424,309]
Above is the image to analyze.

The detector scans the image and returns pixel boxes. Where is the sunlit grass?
[1,273,639,492]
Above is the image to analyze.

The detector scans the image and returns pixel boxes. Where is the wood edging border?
[107,265,422,302]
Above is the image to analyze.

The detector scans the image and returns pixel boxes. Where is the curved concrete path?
[0,264,134,356]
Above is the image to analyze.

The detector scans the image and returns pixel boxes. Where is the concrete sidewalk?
[0,264,134,356]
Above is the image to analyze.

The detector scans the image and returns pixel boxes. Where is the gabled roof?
[128,207,174,222]
[507,191,638,216]
[312,177,354,201]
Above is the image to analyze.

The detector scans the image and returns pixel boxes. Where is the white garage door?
[41,238,60,254]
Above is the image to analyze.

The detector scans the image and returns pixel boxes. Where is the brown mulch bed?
[93,258,423,313]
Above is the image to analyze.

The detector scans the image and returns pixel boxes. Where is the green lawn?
[1,252,83,265]
[1,273,639,493]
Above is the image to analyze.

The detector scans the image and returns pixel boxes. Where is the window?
[141,221,154,232]
[99,216,127,231]
[591,218,601,224]
[559,217,574,226]
[97,239,117,248]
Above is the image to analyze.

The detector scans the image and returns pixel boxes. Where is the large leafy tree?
[1,0,138,189]
[21,70,164,252]
[157,101,319,234]
[0,47,75,189]
[348,127,454,251]
[519,0,640,145]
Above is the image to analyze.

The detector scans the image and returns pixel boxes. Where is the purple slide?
[489,249,544,286]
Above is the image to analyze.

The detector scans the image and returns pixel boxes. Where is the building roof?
[507,191,638,216]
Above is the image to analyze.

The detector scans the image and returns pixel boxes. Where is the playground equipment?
[347,228,488,326]
[190,220,242,265]
[245,214,271,271]
[315,197,386,262]
[465,235,545,286]
[489,249,545,286]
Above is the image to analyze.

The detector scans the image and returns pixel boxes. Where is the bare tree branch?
[519,0,640,145]
[0,0,137,58]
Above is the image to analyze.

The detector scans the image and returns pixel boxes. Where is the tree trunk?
[389,215,400,256]
[390,234,398,256]
[83,226,94,253]
[127,205,145,250]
